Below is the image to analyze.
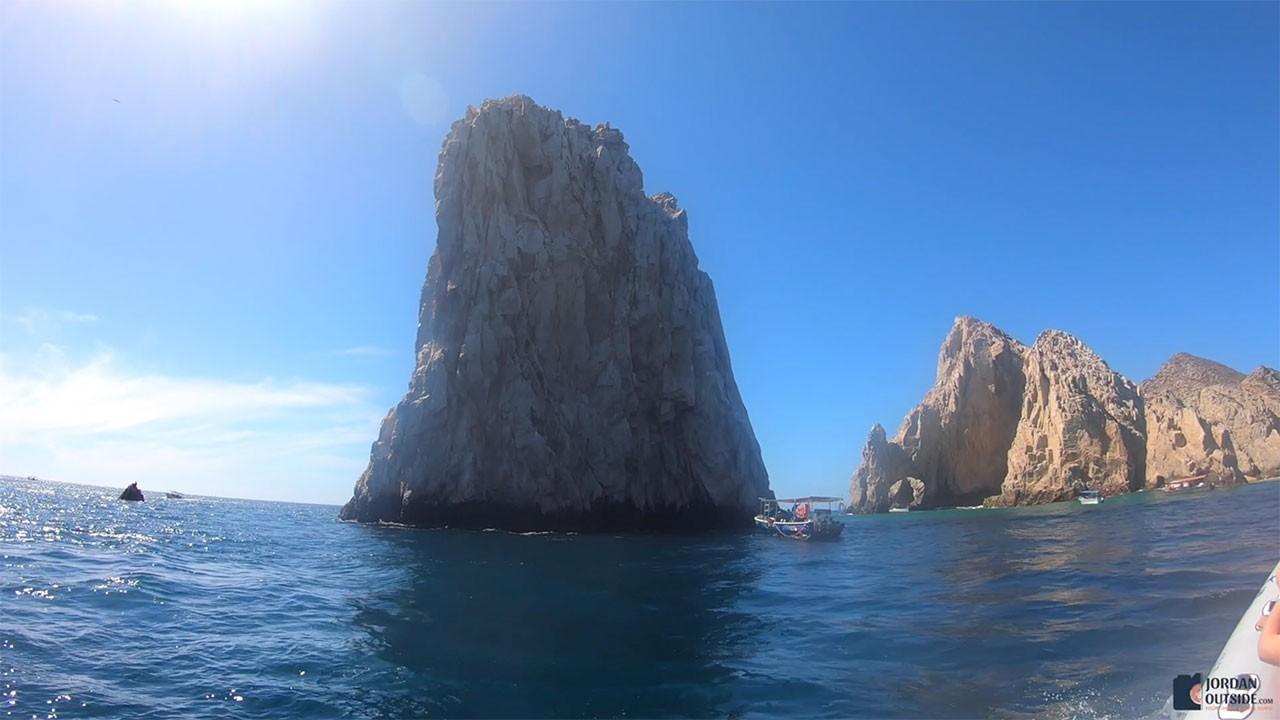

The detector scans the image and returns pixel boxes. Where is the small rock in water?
[117,483,144,502]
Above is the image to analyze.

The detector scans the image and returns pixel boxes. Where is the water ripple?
[0,477,1275,718]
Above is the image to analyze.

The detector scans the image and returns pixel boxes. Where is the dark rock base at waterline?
[339,498,759,533]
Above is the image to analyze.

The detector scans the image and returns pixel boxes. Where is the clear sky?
[1,2,1276,504]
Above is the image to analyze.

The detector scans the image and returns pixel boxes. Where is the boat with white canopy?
[754,497,845,541]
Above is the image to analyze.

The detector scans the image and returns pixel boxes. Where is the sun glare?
[170,0,301,25]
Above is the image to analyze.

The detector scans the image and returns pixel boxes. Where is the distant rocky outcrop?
[848,317,1277,512]
[1142,354,1280,485]
[993,330,1145,505]
[119,482,144,502]
[850,424,916,513]
[341,96,770,531]
[849,318,1025,512]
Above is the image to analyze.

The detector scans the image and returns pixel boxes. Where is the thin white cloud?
[331,345,394,357]
[0,351,382,504]
[10,308,99,335]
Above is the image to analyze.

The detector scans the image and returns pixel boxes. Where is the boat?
[1163,475,1215,494]
[1167,559,1280,719]
[754,497,845,541]
[888,507,910,513]
[1077,489,1104,505]
[165,491,186,499]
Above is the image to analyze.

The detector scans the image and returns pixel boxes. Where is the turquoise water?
[2,477,1276,719]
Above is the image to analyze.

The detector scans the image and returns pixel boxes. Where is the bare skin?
[1259,573,1280,666]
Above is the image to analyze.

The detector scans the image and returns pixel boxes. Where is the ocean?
[2,477,1276,719]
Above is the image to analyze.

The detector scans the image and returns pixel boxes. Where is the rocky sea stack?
[850,317,1279,512]
[341,96,770,531]
[119,482,144,502]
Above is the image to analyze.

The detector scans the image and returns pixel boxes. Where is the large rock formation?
[849,424,916,513]
[849,318,1274,512]
[1142,354,1280,485]
[848,317,1026,512]
[341,96,770,531]
[993,330,1145,505]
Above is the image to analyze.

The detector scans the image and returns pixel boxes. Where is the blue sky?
[1,2,1276,504]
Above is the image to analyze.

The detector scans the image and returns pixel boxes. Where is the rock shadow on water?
[344,526,764,718]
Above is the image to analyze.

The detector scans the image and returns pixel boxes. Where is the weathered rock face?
[849,318,1143,511]
[847,317,1026,512]
[850,319,1277,512]
[993,331,1145,505]
[888,477,926,510]
[897,318,1028,506]
[1142,354,1280,485]
[849,424,915,513]
[341,96,770,531]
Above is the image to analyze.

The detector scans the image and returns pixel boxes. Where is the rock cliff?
[993,330,1145,505]
[1142,354,1280,485]
[341,96,770,531]
[849,318,1273,512]
[849,423,916,513]
[848,317,1026,512]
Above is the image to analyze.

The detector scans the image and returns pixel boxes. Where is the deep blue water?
[1,477,1276,719]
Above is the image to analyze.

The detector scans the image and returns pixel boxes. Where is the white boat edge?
[1168,559,1280,719]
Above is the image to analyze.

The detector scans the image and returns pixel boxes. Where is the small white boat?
[888,507,910,513]
[1163,475,1215,495]
[1078,489,1104,505]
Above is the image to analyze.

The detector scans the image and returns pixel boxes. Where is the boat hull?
[1164,485,1215,495]
[1167,560,1280,719]
[753,515,844,541]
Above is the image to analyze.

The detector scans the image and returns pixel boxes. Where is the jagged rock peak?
[1143,353,1279,485]
[850,317,1149,512]
[848,316,1028,513]
[996,326,1145,505]
[851,318,1278,513]
[849,423,914,514]
[1029,328,1116,368]
[868,422,888,444]
[934,316,1025,381]
[1245,366,1280,395]
[341,96,770,532]
[1143,353,1247,396]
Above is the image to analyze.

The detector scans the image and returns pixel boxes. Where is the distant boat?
[165,491,186,500]
[888,507,910,513]
[1163,475,1214,494]
[1077,489,1104,505]
[754,497,845,541]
